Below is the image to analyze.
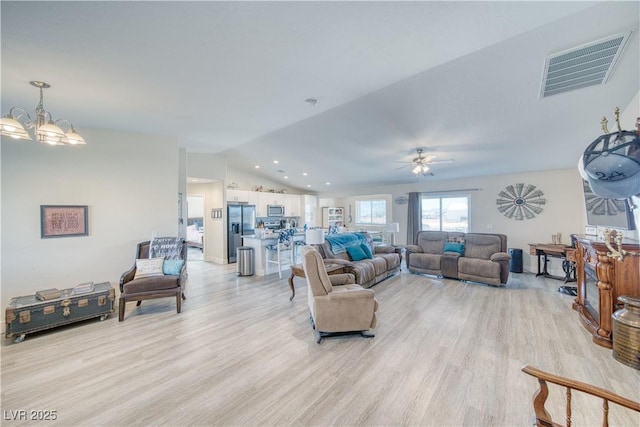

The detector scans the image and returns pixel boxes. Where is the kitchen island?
[242,232,304,276]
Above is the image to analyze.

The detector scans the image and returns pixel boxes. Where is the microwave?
[267,205,285,217]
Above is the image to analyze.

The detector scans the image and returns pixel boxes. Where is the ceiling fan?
[395,148,454,175]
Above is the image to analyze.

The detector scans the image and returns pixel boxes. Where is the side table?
[288,263,345,300]
[393,245,406,269]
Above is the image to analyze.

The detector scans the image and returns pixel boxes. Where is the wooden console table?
[573,236,640,348]
[528,243,576,282]
[288,264,345,300]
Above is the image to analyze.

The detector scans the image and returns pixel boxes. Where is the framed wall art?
[41,205,89,238]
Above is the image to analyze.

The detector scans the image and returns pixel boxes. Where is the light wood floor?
[2,260,639,426]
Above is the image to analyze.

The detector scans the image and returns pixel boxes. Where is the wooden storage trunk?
[5,282,115,343]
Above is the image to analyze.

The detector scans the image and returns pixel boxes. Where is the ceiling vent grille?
[540,31,632,98]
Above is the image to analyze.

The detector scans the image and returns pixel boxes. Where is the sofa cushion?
[163,259,184,275]
[347,245,368,261]
[134,258,165,279]
[365,257,388,276]
[123,275,180,294]
[409,253,441,271]
[415,231,448,254]
[376,253,400,271]
[458,257,500,279]
[443,242,465,255]
[360,243,373,259]
[346,262,376,288]
[464,234,502,260]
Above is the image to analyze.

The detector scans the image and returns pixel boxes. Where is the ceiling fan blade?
[427,159,455,164]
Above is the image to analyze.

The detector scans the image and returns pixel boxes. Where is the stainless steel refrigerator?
[227,204,256,263]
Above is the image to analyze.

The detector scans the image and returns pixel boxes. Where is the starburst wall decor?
[496,183,546,220]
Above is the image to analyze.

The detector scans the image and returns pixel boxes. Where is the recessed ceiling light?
[326,182,331,185]
[284,176,289,179]
[192,179,199,182]
[307,184,311,187]
[302,172,308,176]
[273,160,279,164]
[254,165,260,169]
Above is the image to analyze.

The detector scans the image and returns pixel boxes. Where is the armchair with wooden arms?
[119,239,187,321]
[301,246,378,343]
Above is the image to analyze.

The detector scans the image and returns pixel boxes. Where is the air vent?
[540,31,632,98]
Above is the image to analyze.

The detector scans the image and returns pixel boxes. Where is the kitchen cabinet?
[227,190,301,218]
[227,190,249,203]
[303,194,318,227]
[284,194,300,217]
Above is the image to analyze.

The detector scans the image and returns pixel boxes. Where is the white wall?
[1,128,182,309]
[319,168,589,274]
[187,152,226,181]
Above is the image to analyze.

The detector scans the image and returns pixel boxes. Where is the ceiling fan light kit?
[396,147,454,176]
[0,81,86,146]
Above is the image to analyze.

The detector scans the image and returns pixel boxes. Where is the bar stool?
[293,229,306,264]
[265,229,295,278]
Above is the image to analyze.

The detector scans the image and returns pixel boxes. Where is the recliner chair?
[302,246,378,343]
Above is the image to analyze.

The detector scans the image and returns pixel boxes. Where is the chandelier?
[0,81,86,145]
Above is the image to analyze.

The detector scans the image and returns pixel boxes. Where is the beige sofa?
[405,231,511,286]
[316,232,400,288]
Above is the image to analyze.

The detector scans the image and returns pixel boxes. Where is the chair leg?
[176,293,182,313]
[277,246,283,279]
[118,298,125,321]
[136,300,142,307]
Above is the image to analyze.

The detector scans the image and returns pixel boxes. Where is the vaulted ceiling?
[2,1,638,191]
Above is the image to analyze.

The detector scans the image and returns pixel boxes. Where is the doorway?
[187,195,204,261]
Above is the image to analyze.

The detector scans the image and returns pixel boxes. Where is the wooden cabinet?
[573,235,640,348]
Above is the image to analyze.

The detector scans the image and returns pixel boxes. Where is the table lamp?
[385,223,399,246]
[305,228,325,246]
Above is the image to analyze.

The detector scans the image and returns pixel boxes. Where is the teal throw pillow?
[360,243,373,259]
[163,259,184,275]
[346,245,368,261]
[443,242,464,255]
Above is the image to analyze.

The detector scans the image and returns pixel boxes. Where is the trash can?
[237,247,254,276]
[509,248,523,273]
